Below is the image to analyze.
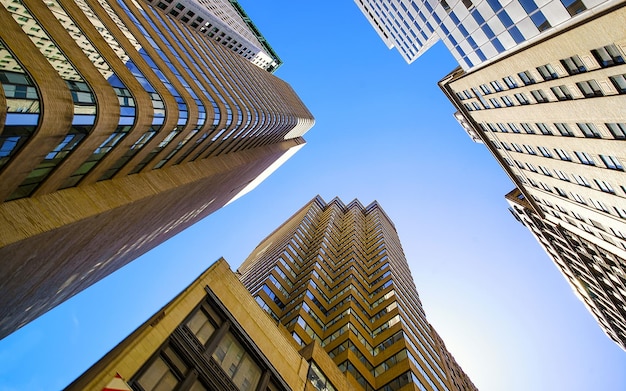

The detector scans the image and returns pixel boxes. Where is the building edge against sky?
[0,0,313,340]
[353,0,620,70]
[237,195,477,391]
[65,258,358,391]
[438,3,626,349]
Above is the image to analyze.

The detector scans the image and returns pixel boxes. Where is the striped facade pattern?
[354,0,619,70]
[238,196,477,391]
[507,189,626,350]
[439,6,626,350]
[0,0,313,339]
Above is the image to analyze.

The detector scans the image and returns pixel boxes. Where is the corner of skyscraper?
[0,0,314,340]
[238,195,478,391]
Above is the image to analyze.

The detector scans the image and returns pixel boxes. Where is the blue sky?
[1,1,625,390]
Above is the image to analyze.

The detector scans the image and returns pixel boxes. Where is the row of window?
[484,120,626,139]
[458,43,625,100]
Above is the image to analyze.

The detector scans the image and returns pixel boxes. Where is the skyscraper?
[506,188,626,350]
[439,5,626,349]
[238,196,477,391]
[66,258,358,391]
[355,0,619,69]
[0,0,313,339]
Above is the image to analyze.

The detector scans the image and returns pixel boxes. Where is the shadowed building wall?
[0,0,313,339]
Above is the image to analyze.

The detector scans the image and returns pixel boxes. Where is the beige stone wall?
[67,258,313,391]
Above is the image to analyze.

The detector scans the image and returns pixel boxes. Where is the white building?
[355,0,620,70]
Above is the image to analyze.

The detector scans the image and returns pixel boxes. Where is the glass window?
[577,123,601,138]
[591,44,625,67]
[187,310,216,345]
[555,123,574,136]
[610,74,626,94]
[213,332,262,391]
[137,347,187,391]
[530,89,549,103]
[606,123,626,139]
[560,0,586,16]
[551,85,573,101]
[576,80,603,97]
[536,64,558,80]
[599,155,623,170]
[560,55,587,75]
[518,71,535,85]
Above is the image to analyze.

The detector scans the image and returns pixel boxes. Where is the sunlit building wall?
[66,259,358,391]
[0,0,313,339]
[439,5,626,349]
[354,0,619,70]
[238,196,478,391]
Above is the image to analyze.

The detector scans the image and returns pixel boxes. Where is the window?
[576,80,603,97]
[595,179,615,193]
[521,123,536,134]
[502,142,512,151]
[530,89,549,103]
[308,363,337,391]
[555,170,569,181]
[577,123,601,138]
[560,55,586,75]
[503,76,518,89]
[591,44,625,68]
[187,310,216,345]
[560,0,586,15]
[536,123,552,135]
[518,71,535,85]
[479,84,492,94]
[573,174,591,187]
[539,166,552,176]
[213,332,262,391]
[606,123,626,139]
[526,162,538,172]
[524,144,537,155]
[497,123,508,132]
[555,123,574,136]
[137,346,188,391]
[508,123,521,133]
[490,80,504,91]
[610,74,626,94]
[489,97,502,108]
[599,155,623,170]
[555,148,571,161]
[538,146,552,157]
[514,93,530,105]
[537,64,558,80]
[501,95,514,106]
[574,151,595,165]
[555,187,568,197]
[512,143,522,152]
[572,192,587,204]
[551,85,573,101]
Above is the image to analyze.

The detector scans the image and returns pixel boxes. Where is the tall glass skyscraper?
[0,0,313,339]
[238,196,477,391]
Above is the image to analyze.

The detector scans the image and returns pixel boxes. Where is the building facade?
[354,0,619,70]
[238,196,477,391]
[66,258,357,391]
[506,189,626,349]
[439,5,626,349]
[0,0,314,339]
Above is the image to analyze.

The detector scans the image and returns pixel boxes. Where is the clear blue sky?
[1,1,625,390]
